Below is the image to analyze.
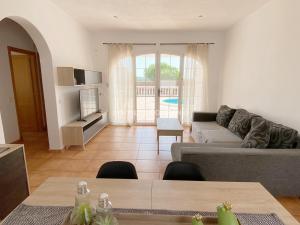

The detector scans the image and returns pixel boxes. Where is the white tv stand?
[62,112,108,150]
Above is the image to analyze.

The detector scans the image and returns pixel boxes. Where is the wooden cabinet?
[57,67,102,86]
[62,112,108,149]
[0,145,29,220]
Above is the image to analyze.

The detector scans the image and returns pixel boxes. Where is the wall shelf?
[57,67,102,86]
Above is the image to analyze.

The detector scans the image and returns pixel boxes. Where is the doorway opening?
[134,53,182,124]
[7,46,47,141]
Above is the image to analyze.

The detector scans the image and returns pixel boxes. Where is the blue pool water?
[163,98,178,104]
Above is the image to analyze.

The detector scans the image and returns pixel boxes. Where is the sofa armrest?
[179,146,300,196]
[193,112,217,122]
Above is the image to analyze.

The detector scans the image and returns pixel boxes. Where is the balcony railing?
[136,82,178,97]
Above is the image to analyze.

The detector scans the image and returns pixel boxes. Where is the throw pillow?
[228,109,259,139]
[268,122,298,149]
[241,117,270,148]
[216,105,236,128]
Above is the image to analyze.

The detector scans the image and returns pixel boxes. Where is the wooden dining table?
[15,177,299,225]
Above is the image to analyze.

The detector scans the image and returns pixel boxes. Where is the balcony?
[136,81,179,123]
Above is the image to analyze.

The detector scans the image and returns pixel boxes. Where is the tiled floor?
[22,126,300,222]
[24,125,193,191]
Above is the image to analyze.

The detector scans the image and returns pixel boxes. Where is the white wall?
[0,19,38,143]
[220,0,300,130]
[0,0,96,149]
[92,30,225,113]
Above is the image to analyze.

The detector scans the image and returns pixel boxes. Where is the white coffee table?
[156,118,184,154]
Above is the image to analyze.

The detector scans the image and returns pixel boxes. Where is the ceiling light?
[113,16,118,19]
[198,15,203,18]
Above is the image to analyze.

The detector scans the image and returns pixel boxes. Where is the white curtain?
[182,44,209,124]
[108,44,135,125]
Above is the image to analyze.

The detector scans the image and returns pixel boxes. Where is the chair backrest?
[96,161,138,179]
[163,161,205,181]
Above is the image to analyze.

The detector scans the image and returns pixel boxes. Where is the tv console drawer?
[62,112,108,149]
[83,119,105,144]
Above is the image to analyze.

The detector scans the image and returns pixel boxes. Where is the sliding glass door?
[134,53,182,124]
[159,54,181,119]
[135,54,156,124]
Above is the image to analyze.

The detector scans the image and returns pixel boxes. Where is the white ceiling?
[51,0,271,31]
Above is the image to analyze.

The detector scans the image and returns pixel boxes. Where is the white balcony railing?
[136,83,178,97]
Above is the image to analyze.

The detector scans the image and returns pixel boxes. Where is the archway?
[0,16,61,149]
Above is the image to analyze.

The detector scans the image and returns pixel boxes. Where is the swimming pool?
[162,98,178,104]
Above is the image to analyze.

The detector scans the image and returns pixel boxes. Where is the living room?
[0,0,300,224]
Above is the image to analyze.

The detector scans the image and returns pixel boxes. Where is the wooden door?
[11,54,39,132]
[8,47,47,136]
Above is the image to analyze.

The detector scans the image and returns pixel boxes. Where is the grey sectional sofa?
[171,110,300,196]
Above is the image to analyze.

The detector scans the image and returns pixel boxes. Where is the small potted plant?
[217,202,239,225]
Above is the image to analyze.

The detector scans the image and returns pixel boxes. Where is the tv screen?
[80,88,99,120]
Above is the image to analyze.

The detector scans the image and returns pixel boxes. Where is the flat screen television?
[79,88,99,120]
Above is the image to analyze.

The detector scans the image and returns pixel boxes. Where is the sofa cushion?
[198,129,242,145]
[192,121,223,132]
[216,105,236,128]
[268,122,298,149]
[228,109,259,139]
[191,122,222,143]
[241,117,270,148]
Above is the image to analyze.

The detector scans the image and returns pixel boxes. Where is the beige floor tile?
[26,157,48,173]
[97,143,139,151]
[71,150,99,160]
[158,136,177,143]
[137,151,160,160]
[93,151,138,160]
[138,172,160,180]
[86,159,107,172]
[62,159,91,172]
[158,152,173,161]
[51,150,78,159]
[159,160,172,174]
[136,137,157,144]
[92,136,137,143]
[35,159,68,171]
[85,142,101,151]
[28,172,49,188]
[159,144,172,151]
[139,143,158,151]
[277,197,300,216]
[30,150,55,159]
[136,160,160,173]
[78,171,98,178]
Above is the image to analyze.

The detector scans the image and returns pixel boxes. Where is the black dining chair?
[163,161,205,181]
[96,161,138,179]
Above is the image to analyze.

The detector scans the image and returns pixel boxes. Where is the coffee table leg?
[181,132,183,143]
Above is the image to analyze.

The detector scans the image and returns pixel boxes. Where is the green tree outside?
[140,63,179,81]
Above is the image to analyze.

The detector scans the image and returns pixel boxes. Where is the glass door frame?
[157,50,184,123]
[133,49,184,125]
[133,48,159,125]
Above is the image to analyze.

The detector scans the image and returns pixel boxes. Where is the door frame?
[133,51,158,125]
[158,51,184,122]
[133,50,184,125]
[7,46,47,139]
